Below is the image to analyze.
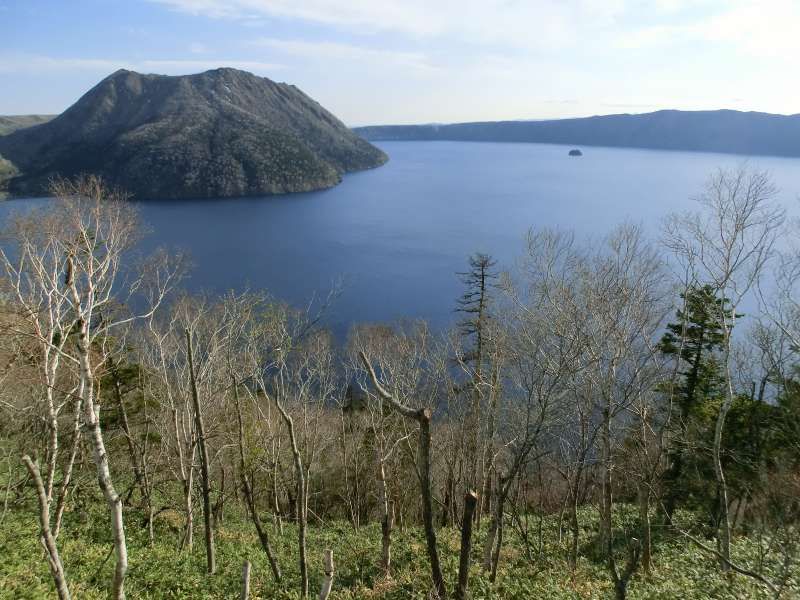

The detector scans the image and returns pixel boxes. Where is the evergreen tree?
[455,253,499,496]
[456,253,498,375]
[660,285,738,519]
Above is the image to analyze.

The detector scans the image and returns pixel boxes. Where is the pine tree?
[455,253,499,501]
[456,253,498,375]
[660,285,738,519]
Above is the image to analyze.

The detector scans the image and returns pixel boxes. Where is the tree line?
[1,168,799,599]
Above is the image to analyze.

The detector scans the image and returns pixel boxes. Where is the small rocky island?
[568,148,583,156]
[0,68,387,199]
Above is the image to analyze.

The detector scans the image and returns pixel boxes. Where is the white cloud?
[149,0,630,50]
[616,0,800,56]
[699,0,800,58]
[250,38,436,73]
[614,23,690,49]
[149,0,800,60]
[0,55,285,74]
[5,0,799,120]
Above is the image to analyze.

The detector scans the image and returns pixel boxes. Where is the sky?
[1,0,799,125]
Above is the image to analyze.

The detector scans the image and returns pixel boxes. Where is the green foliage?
[659,284,733,416]
[721,394,781,497]
[774,377,800,465]
[660,285,737,516]
[658,285,790,529]
[0,499,791,599]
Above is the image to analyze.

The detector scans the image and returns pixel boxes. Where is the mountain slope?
[0,69,387,199]
[355,110,800,157]
[0,115,55,136]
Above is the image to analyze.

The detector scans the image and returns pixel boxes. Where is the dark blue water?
[3,141,800,336]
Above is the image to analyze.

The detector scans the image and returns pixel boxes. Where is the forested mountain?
[0,68,387,199]
[355,109,800,157]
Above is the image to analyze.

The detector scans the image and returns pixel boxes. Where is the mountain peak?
[0,70,387,199]
[205,66,251,76]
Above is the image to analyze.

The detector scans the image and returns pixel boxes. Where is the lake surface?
[3,141,800,337]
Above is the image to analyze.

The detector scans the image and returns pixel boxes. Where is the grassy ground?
[0,495,794,599]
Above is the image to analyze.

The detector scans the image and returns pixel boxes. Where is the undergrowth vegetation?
[0,497,793,599]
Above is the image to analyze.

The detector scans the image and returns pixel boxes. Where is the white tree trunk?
[22,456,71,600]
[318,550,334,600]
[53,400,82,539]
[173,408,194,551]
[375,446,392,576]
[713,338,734,569]
[78,327,128,600]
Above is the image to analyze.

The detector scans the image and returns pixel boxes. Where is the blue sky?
[1,0,798,125]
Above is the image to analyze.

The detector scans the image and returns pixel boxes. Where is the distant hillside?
[0,116,54,192]
[0,156,17,190]
[0,115,55,136]
[0,69,387,199]
[355,110,800,157]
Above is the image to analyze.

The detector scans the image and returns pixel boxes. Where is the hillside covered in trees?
[0,116,54,192]
[0,69,387,199]
[355,110,800,158]
[1,169,799,599]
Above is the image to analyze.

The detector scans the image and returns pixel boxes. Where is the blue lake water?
[3,141,800,336]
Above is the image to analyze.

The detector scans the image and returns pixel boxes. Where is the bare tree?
[186,327,216,574]
[141,308,197,551]
[21,455,71,600]
[1,205,79,596]
[2,176,181,599]
[584,226,666,600]
[234,377,282,581]
[360,348,447,599]
[508,225,668,598]
[502,228,590,571]
[348,324,422,578]
[663,166,784,568]
[454,253,502,510]
[251,306,337,599]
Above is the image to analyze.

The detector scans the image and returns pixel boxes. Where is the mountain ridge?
[0,115,55,136]
[0,68,387,199]
[354,109,800,157]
